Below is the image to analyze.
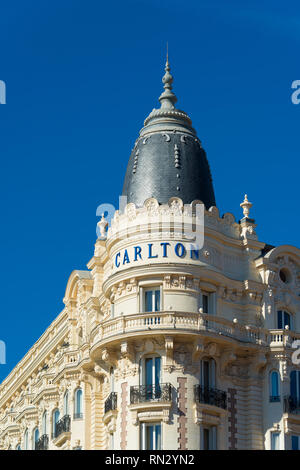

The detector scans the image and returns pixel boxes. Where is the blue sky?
[0,0,299,381]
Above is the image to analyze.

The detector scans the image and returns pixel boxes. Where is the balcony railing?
[73,413,83,420]
[130,383,172,404]
[194,384,227,410]
[104,392,117,414]
[270,395,281,403]
[52,414,71,439]
[284,396,300,414]
[35,434,49,450]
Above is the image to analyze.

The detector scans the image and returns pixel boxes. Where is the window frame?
[269,370,280,402]
[140,422,162,450]
[271,431,280,450]
[277,310,292,330]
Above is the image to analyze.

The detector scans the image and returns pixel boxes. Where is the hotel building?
[0,58,300,451]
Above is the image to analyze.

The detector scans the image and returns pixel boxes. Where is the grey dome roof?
[122,58,216,209]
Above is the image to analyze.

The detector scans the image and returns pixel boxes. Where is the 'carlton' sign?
[115,242,200,269]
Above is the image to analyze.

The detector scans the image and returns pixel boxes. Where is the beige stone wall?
[0,200,300,450]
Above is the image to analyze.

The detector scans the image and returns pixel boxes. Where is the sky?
[0,0,299,382]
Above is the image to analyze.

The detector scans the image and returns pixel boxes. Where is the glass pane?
[203,295,209,313]
[271,372,279,396]
[155,424,161,450]
[64,393,69,414]
[77,390,82,414]
[145,291,153,312]
[155,357,161,398]
[291,371,297,399]
[203,428,209,450]
[271,433,279,450]
[203,361,210,389]
[146,425,154,450]
[154,290,160,312]
[277,311,282,329]
[292,436,299,450]
[146,358,153,400]
[284,312,291,329]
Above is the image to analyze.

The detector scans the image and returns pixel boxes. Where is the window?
[144,288,161,312]
[141,356,161,400]
[52,409,60,438]
[277,310,292,330]
[74,388,83,419]
[63,391,69,415]
[33,427,39,449]
[270,371,280,402]
[16,444,21,450]
[290,370,300,407]
[110,367,115,392]
[42,411,47,435]
[24,429,29,450]
[292,435,299,450]
[202,426,217,450]
[141,423,162,450]
[202,294,209,314]
[271,432,280,450]
[200,358,216,389]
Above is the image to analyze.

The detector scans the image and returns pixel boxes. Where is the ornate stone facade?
[0,60,299,451]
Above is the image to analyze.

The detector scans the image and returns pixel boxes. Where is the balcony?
[35,434,49,450]
[194,385,227,410]
[104,392,117,414]
[130,383,172,404]
[103,392,118,433]
[52,415,71,446]
[284,396,300,414]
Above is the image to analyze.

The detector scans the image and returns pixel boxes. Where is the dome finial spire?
[159,45,177,110]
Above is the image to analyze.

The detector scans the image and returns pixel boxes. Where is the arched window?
[24,428,29,450]
[63,391,69,416]
[42,411,47,435]
[277,310,292,330]
[269,371,280,402]
[33,427,39,449]
[74,388,83,419]
[52,409,60,438]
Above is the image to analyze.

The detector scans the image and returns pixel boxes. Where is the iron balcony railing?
[284,396,300,414]
[270,395,281,403]
[194,384,227,410]
[104,392,117,414]
[130,383,172,404]
[52,414,71,439]
[35,434,49,450]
